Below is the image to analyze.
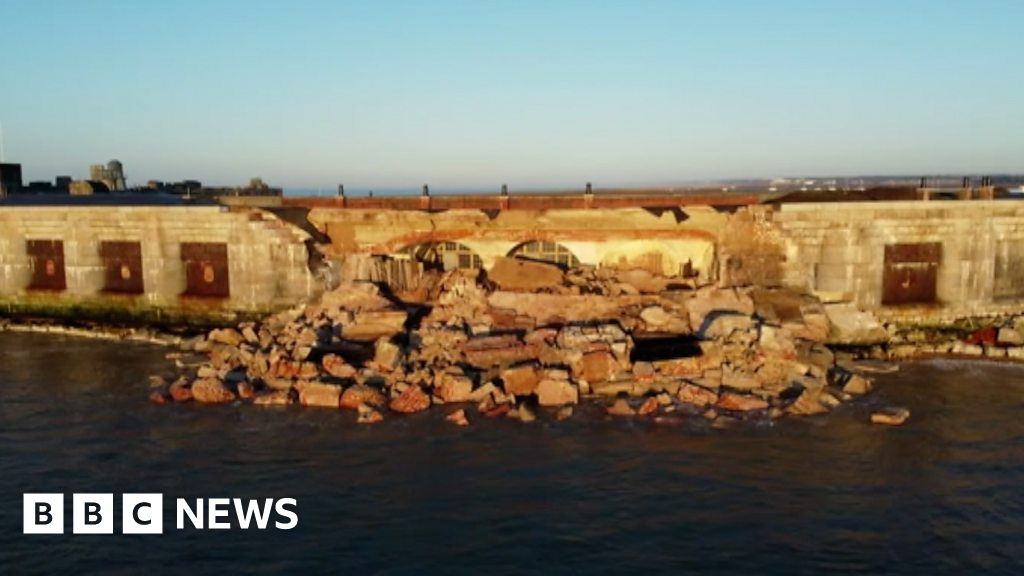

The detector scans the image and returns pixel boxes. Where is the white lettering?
[123,494,164,534]
[233,498,274,529]
[23,494,64,534]
[274,498,298,530]
[176,498,203,529]
[208,498,230,529]
[72,494,113,534]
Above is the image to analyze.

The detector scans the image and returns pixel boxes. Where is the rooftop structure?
[88,159,126,191]
[0,162,23,197]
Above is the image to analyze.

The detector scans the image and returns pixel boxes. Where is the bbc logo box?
[24,493,163,534]
[23,494,64,534]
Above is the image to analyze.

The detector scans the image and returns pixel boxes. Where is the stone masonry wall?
[768,200,1024,324]
[0,206,317,325]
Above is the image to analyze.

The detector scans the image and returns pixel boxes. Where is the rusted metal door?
[26,239,66,291]
[180,242,229,298]
[882,242,941,305]
[100,241,144,294]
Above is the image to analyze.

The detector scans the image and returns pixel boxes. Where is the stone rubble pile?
[151,258,908,427]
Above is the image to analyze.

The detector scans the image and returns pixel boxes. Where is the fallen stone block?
[461,334,538,368]
[700,312,758,341]
[638,305,691,335]
[191,378,236,404]
[824,303,888,345]
[721,367,761,391]
[317,281,394,313]
[357,403,384,424]
[501,363,542,396]
[342,310,408,341]
[340,384,386,409]
[716,392,768,412]
[487,292,643,325]
[997,327,1023,346]
[607,398,635,416]
[253,390,292,406]
[436,373,474,403]
[446,408,470,426]
[296,381,343,408]
[676,382,718,407]
[637,396,659,416]
[787,388,830,416]
[322,354,358,379]
[487,256,564,292]
[389,385,431,413]
[871,408,910,426]
[579,350,617,383]
[536,379,579,406]
[372,338,404,372]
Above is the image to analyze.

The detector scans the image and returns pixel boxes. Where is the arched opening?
[508,241,580,268]
[399,241,482,271]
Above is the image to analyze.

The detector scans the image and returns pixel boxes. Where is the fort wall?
[722,200,1024,324]
[0,206,317,326]
[3,197,1024,329]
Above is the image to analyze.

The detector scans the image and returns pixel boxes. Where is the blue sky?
[0,0,1021,191]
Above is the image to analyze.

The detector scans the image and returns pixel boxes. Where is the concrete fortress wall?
[4,198,1024,328]
[0,206,317,325]
[723,200,1024,323]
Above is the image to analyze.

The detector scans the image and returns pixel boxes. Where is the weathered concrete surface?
[776,201,1024,322]
[712,199,1024,327]
[0,206,317,325]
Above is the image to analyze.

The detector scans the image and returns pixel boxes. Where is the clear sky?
[0,0,1021,191]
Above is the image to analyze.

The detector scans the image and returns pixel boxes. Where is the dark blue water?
[1,332,1023,575]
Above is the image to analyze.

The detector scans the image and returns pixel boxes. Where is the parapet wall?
[0,206,317,326]
[729,200,1024,324]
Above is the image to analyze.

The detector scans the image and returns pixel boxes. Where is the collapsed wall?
[154,257,893,426]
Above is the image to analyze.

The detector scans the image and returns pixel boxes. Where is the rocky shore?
[146,256,967,428]
[0,317,182,346]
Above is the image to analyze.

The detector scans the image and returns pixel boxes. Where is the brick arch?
[398,241,483,270]
[507,241,581,268]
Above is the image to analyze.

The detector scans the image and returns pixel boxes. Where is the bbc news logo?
[24,494,298,534]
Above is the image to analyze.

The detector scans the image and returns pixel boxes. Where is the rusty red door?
[180,242,230,298]
[882,242,941,305]
[100,241,144,294]
[26,239,66,291]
